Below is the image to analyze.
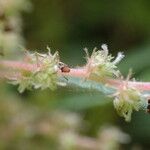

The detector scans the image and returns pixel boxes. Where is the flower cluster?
[85,44,124,81]
[1,44,150,121]
[113,81,147,122]
[84,45,149,121]
[11,49,60,93]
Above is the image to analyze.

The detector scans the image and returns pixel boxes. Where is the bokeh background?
[1,0,150,149]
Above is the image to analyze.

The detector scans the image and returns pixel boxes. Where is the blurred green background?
[1,0,150,149]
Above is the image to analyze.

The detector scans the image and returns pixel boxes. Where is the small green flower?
[113,84,147,122]
[86,44,124,80]
[11,49,60,93]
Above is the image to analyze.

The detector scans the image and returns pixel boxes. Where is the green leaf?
[65,77,115,95]
[119,44,150,74]
[54,93,111,110]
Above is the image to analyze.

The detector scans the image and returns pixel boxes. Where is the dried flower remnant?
[85,44,124,81]
[58,62,70,73]
[146,99,150,113]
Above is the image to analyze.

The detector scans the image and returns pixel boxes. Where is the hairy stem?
[1,60,150,91]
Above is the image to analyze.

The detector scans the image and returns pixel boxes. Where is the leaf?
[119,44,150,74]
[65,77,116,95]
[54,93,111,110]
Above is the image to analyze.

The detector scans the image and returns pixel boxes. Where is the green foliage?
[66,77,115,95]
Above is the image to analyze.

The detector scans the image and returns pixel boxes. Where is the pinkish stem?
[0,60,37,71]
[106,79,150,91]
[1,60,150,91]
[62,68,150,91]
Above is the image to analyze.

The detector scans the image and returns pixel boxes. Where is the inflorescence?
[0,44,149,121]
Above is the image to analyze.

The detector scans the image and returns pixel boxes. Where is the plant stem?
[1,60,150,91]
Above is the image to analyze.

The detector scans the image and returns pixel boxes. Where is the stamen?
[113,52,124,65]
